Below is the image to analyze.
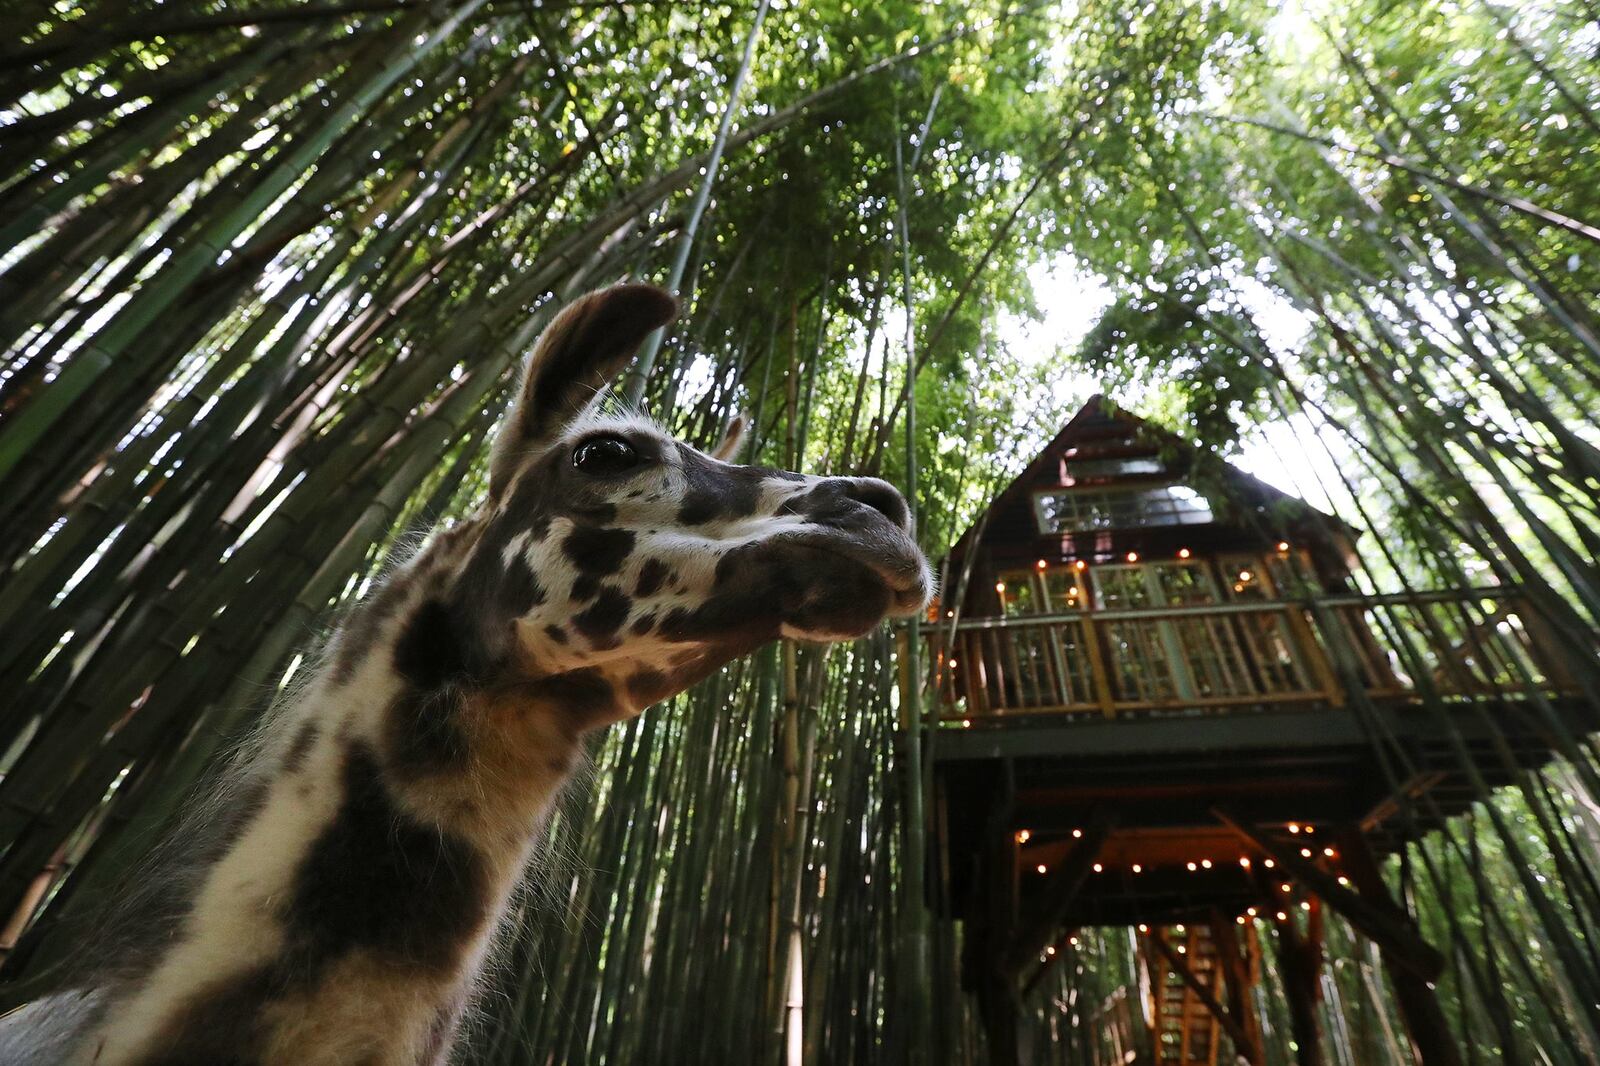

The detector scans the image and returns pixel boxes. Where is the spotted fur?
[2,283,932,1066]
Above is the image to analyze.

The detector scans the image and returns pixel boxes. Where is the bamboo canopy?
[1,0,1598,1062]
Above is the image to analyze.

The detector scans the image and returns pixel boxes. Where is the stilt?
[973,961,1022,1066]
[961,817,1023,1066]
[1338,829,1464,1066]
[1275,897,1325,1066]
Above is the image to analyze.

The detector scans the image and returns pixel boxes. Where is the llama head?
[442,283,931,726]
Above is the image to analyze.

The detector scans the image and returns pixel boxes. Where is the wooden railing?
[928,587,1575,721]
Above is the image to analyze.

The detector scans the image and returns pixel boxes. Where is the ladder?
[1152,925,1221,1065]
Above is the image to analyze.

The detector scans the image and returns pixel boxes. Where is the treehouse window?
[1033,484,1213,534]
[996,568,1086,616]
[995,572,1040,617]
[1061,455,1164,480]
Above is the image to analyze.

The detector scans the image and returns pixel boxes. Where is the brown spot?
[626,668,672,706]
[570,574,601,603]
[282,722,320,773]
[530,669,616,725]
[130,966,275,1064]
[573,586,630,646]
[562,526,635,576]
[331,579,409,681]
[285,743,490,975]
[634,558,670,598]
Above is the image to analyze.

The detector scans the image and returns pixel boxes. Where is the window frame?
[1031,482,1214,535]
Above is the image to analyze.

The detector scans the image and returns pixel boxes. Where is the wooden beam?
[1337,829,1464,1066]
[1361,771,1447,832]
[1212,806,1445,981]
[1003,811,1116,976]
[1148,930,1262,1066]
[1210,911,1265,1066]
[1078,615,1118,717]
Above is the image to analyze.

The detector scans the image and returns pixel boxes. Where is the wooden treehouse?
[923,397,1584,1066]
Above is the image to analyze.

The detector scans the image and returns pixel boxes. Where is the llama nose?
[839,477,911,531]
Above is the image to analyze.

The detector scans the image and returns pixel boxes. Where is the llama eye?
[572,436,639,474]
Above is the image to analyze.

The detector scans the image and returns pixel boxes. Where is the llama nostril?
[842,478,911,530]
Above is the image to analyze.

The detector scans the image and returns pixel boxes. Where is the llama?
[0,283,932,1065]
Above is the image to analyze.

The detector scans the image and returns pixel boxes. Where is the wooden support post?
[1210,911,1266,1066]
[1337,829,1464,1066]
[1212,807,1445,981]
[960,791,1023,1066]
[1149,932,1263,1066]
[1004,811,1116,976]
[969,952,1021,1066]
[1284,605,1344,706]
[1079,615,1119,717]
[1275,897,1326,1066]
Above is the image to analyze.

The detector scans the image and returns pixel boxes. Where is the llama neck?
[87,572,585,1066]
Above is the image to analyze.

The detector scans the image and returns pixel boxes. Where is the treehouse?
[924,397,1584,1066]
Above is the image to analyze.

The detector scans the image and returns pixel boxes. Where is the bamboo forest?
[3,0,1600,1062]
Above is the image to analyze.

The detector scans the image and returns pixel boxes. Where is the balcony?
[927,587,1574,722]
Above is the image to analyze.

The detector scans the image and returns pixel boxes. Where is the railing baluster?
[924,585,1571,722]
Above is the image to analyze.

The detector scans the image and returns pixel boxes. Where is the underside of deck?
[935,696,1592,928]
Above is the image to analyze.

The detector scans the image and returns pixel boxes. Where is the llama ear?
[488,283,676,500]
[710,414,748,462]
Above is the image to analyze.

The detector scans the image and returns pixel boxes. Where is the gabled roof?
[945,395,1353,559]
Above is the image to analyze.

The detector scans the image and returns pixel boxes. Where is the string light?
[1069,936,1079,946]
[1287,823,1300,834]
[1238,569,1252,582]
[1016,829,1031,844]
[1263,858,1276,868]
[1301,901,1312,912]
[1239,857,1251,869]
[1036,559,1048,570]
[1201,859,1212,869]
[1280,883,1293,893]
[1178,547,1191,559]
[1276,911,1289,922]
[1045,945,1056,956]
[1236,915,1247,925]
[1323,847,1336,858]
[1036,864,1047,874]
[1304,825,1315,834]
[961,720,972,729]
[1277,541,1290,553]
[1337,876,1351,887]
[1246,907,1258,916]
[995,581,1006,593]
[1138,924,1150,933]
[1125,551,1139,562]
[948,659,958,668]
[1187,862,1198,871]
[1131,863,1142,874]
[1071,828,1083,839]
[1074,560,1087,571]
[1092,863,1104,873]
[1301,848,1314,858]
